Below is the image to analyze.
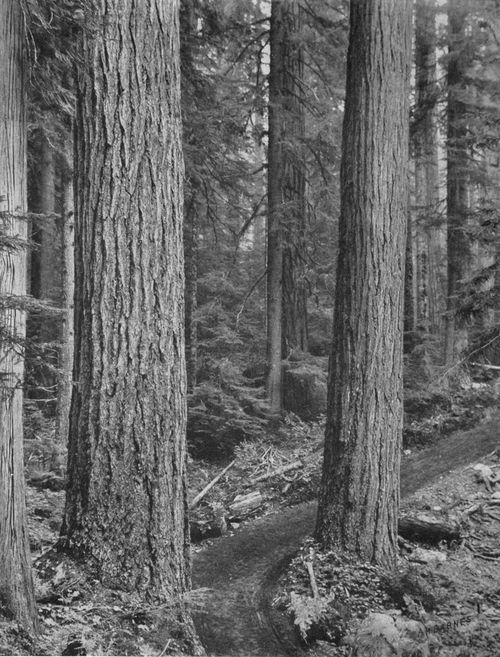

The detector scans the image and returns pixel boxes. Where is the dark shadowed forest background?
[2,0,500,655]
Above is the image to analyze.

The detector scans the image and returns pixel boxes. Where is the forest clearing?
[2,0,500,656]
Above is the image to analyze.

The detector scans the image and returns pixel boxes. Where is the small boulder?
[409,548,447,565]
[190,505,227,543]
[283,362,327,420]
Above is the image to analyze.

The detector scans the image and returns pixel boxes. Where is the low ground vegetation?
[1,370,498,655]
[273,440,500,656]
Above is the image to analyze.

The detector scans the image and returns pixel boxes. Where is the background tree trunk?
[414,0,442,336]
[28,132,60,409]
[183,196,198,392]
[315,0,411,567]
[35,136,59,307]
[55,148,74,446]
[62,0,191,604]
[266,0,285,413]
[0,0,38,633]
[404,205,418,343]
[181,0,199,392]
[445,4,471,366]
[280,0,308,357]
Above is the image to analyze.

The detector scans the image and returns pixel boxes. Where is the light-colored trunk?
[0,0,38,634]
[266,0,285,413]
[445,4,471,366]
[414,0,443,336]
[38,137,59,307]
[55,159,74,446]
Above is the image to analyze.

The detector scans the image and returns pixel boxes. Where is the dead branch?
[250,460,302,484]
[471,361,500,370]
[190,460,236,509]
[306,560,320,599]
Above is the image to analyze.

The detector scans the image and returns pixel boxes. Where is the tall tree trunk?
[414,0,442,336]
[266,0,285,413]
[445,3,471,366]
[280,0,308,357]
[315,0,411,567]
[55,150,74,446]
[0,0,38,633]
[267,0,308,410]
[62,0,193,617]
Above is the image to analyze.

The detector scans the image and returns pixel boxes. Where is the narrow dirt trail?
[192,413,500,656]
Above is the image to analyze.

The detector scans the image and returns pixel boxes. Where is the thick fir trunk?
[266,0,285,413]
[0,0,38,633]
[414,0,442,335]
[315,0,411,567]
[62,0,191,603]
[55,155,74,445]
[445,5,470,366]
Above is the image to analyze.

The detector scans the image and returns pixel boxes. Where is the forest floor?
[272,448,500,656]
[1,381,499,656]
[191,409,500,656]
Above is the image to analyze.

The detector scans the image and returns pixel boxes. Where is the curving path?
[192,413,500,656]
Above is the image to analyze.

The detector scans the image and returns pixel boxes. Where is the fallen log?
[190,459,236,509]
[250,460,302,484]
[229,490,263,516]
[28,472,66,492]
[398,514,461,545]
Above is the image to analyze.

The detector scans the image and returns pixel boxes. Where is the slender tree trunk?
[181,0,199,392]
[445,4,471,366]
[38,137,59,306]
[28,133,60,408]
[266,0,285,413]
[404,202,418,344]
[414,0,442,335]
[280,0,308,356]
[55,152,74,446]
[62,0,193,619]
[0,0,38,633]
[267,0,308,409]
[315,0,411,567]
[30,135,56,298]
[184,195,198,392]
